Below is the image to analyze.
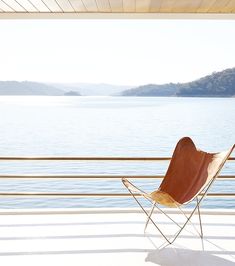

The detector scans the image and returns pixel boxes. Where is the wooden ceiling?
[0,0,235,18]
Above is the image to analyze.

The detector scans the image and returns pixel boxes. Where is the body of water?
[0,96,234,209]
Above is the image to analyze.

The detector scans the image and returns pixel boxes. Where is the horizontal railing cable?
[0,156,234,161]
[0,192,234,198]
[0,174,234,179]
[0,157,171,161]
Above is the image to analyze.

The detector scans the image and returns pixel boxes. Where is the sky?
[0,19,235,86]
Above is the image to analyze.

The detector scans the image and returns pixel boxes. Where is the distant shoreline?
[0,95,234,99]
[1,66,235,97]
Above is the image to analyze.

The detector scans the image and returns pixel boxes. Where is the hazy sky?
[0,19,235,86]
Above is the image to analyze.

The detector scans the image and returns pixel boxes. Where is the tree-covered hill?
[122,67,235,97]
[122,83,180,96]
[177,68,235,97]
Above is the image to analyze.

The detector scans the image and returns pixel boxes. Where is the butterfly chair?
[122,137,234,245]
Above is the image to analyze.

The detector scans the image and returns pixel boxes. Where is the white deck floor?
[0,208,234,266]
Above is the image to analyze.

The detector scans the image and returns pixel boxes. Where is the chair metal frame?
[123,178,215,245]
[122,141,235,245]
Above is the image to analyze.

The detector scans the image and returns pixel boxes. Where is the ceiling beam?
[0,12,235,19]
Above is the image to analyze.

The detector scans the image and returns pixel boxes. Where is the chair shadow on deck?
[145,248,235,266]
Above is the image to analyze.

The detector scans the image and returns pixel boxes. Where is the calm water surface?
[0,96,234,209]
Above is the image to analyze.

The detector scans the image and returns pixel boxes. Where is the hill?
[0,81,131,96]
[177,68,235,97]
[51,83,132,96]
[64,91,81,96]
[122,67,235,97]
[0,81,64,95]
[122,83,180,96]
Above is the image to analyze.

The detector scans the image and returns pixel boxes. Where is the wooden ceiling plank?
[222,0,235,12]
[160,0,176,12]
[96,0,111,12]
[16,0,38,12]
[69,0,86,11]
[82,0,98,11]
[2,0,26,11]
[56,0,74,11]
[197,0,217,12]
[42,0,62,12]
[149,0,163,12]
[209,0,232,12]
[136,0,151,12]
[28,0,51,11]
[0,0,14,11]
[109,0,122,12]
[123,0,135,12]
[172,0,202,13]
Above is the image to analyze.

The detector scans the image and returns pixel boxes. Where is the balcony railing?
[0,156,234,198]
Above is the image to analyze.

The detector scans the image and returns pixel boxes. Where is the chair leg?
[171,199,206,244]
[197,197,203,238]
[176,178,215,241]
[127,188,172,244]
[154,204,182,229]
[177,198,203,239]
[144,202,156,233]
